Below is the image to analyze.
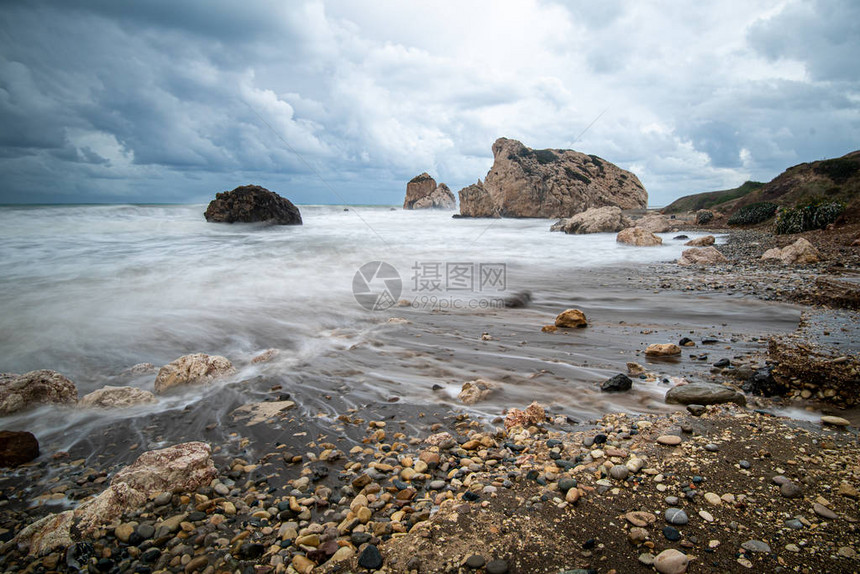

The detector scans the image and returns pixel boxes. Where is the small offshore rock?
[645,343,682,357]
[555,309,588,328]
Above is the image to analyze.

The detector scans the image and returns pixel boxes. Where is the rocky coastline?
[1,224,858,574]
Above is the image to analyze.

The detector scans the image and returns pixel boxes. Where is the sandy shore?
[1,225,858,573]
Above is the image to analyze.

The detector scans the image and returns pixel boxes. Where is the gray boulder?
[665,382,746,406]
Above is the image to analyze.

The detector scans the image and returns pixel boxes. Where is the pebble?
[665,508,689,525]
[821,415,850,427]
[609,465,629,480]
[625,511,656,527]
[741,540,771,553]
[704,443,719,452]
[663,526,681,541]
[654,548,690,574]
[813,502,838,520]
[657,435,682,446]
[785,518,804,530]
[739,460,751,469]
[698,510,714,522]
[114,523,135,543]
[628,527,649,544]
[785,543,800,552]
[358,544,383,570]
[687,404,706,416]
[737,557,753,569]
[780,481,803,498]
[486,559,509,574]
[154,492,172,506]
[465,555,486,569]
[214,483,230,496]
[638,553,656,566]
[704,492,721,506]
[665,496,680,506]
[558,478,577,492]
[838,546,857,558]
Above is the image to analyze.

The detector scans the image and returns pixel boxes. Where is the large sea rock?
[403,173,456,210]
[0,370,78,415]
[458,138,647,218]
[204,185,302,225]
[551,206,633,234]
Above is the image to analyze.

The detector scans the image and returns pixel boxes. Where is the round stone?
[739,460,751,469]
[780,481,803,498]
[785,519,804,530]
[657,435,682,446]
[654,548,690,574]
[665,496,680,506]
[465,555,486,569]
[665,507,689,525]
[663,526,681,541]
[704,443,719,452]
[609,465,629,481]
[486,559,509,574]
[136,524,155,540]
[704,492,721,506]
[698,510,714,522]
[558,478,577,492]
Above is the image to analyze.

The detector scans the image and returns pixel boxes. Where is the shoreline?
[1,224,859,573]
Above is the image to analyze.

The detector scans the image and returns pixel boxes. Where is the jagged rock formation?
[204,185,302,225]
[458,138,647,218]
[550,206,632,234]
[403,173,456,210]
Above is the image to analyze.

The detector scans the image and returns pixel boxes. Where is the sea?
[0,205,803,460]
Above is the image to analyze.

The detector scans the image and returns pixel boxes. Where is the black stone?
[465,554,486,568]
[663,526,682,541]
[593,434,607,444]
[686,404,706,416]
[486,559,509,574]
[140,548,161,564]
[674,235,690,240]
[358,544,384,570]
[351,532,372,545]
[679,337,694,346]
[66,542,95,571]
[714,358,731,368]
[187,511,206,522]
[742,365,787,397]
[463,491,481,502]
[204,185,302,225]
[600,373,633,393]
[238,543,265,560]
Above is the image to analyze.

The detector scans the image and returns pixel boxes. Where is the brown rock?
[404,173,456,210]
[684,235,715,247]
[458,379,494,405]
[457,180,499,218]
[78,386,157,409]
[617,227,663,246]
[112,441,217,496]
[0,430,39,467]
[654,548,690,574]
[645,343,682,356]
[635,214,673,233]
[551,206,633,234]
[761,238,820,264]
[504,401,546,429]
[458,138,646,218]
[555,308,588,328]
[154,353,235,394]
[204,185,302,225]
[0,370,78,414]
[625,511,657,527]
[678,246,728,266]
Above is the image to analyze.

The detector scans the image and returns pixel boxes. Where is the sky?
[0,1,858,207]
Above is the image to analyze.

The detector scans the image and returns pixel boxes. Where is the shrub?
[775,199,845,234]
[813,158,859,184]
[696,210,714,225]
[727,202,778,226]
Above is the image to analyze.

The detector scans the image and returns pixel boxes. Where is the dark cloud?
[0,0,858,206]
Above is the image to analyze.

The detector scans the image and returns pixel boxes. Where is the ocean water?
[0,204,708,382]
[0,204,802,460]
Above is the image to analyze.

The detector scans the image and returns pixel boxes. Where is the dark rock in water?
[742,365,787,397]
[678,337,695,347]
[203,185,302,225]
[665,382,746,406]
[600,373,633,393]
[503,290,532,308]
[0,430,39,467]
[714,358,731,368]
[358,544,384,569]
[673,235,690,240]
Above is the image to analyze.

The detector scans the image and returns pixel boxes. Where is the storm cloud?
[1,0,858,205]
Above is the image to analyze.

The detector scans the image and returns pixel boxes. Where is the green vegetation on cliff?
[662,181,763,214]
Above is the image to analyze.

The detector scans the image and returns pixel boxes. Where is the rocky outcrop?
[79,386,158,408]
[665,382,747,406]
[154,353,235,394]
[0,370,78,415]
[550,206,633,234]
[0,430,39,467]
[617,227,663,246]
[204,185,302,225]
[458,138,647,218]
[458,380,494,405]
[457,180,499,218]
[404,173,456,210]
[16,442,216,555]
[678,246,728,266]
[761,238,820,264]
